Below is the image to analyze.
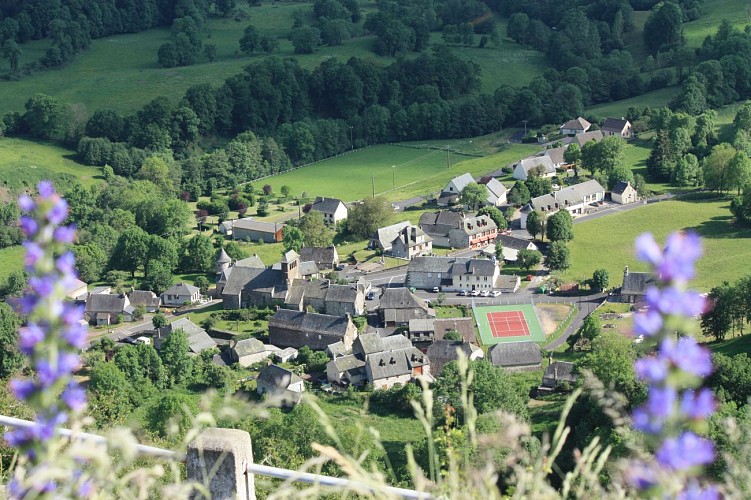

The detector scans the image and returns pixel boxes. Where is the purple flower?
[53,226,76,244]
[18,295,37,315]
[635,232,662,267]
[19,216,38,237]
[9,379,36,400]
[37,181,55,198]
[58,352,81,375]
[61,303,84,325]
[633,309,663,337]
[635,356,668,383]
[5,427,32,447]
[632,408,664,434]
[35,360,57,387]
[623,460,659,490]
[61,382,86,412]
[23,241,43,268]
[662,337,713,378]
[78,480,93,498]
[18,194,34,212]
[19,323,45,355]
[29,275,56,298]
[46,199,69,225]
[661,232,703,282]
[646,386,677,419]
[680,389,716,420]
[62,324,87,349]
[656,432,715,470]
[56,251,76,274]
[677,482,720,500]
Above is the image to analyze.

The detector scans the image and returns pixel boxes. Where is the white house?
[484,178,508,206]
[161,283,201,307]
[309,197,348,225]
[602,118,633,139]
[544,146,570,170]
[438,173,507,207]
[256,364,305,407]
[611,181,638,204]
[513,156,557,181]
[519,180,605,229]
[559,117,591,135]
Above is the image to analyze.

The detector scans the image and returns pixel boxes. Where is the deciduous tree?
[298,211,334,247]
[546,210,574,242]
[347,197,391,239]
[517,249,541,272]
[545,241,571,271]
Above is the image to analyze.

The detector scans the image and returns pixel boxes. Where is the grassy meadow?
[558,196,751,291]
[684,0,751,46]
[585,87,680,119]
[0,246,24,283]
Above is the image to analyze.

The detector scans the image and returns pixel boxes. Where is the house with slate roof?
[299,247,339,270]
[426,340,483,376]
[379,288,435,327]
[602,117,633,139]
[389,225,433,260]
[611,181,638,204]
[450,215,498,249]
[222,252,301,309]
[85,293,134,326]
[228,338,274,367]
[326,354,367,386]
[419,210,464,247]
[544,146,571,170]
[127,290,161,313]
[369,221,411,251]
[482,177,508,206]
[231,217,285,243]
[519,179,605,229]
[65,279,89,302]
[513,156,557,181]
[216,248,232,275]
[488,342,542,372]
[268,309,358,351]
[215,253,266,297]
[620,266,655,304]
[284,279,365,316]
[567,130,603,148]
[406,256,501,292]
[438,173,507,207]
[257,364,305,407]
[495,235,539,262]
[541,361,578,390]
[559,117,591,135]
[309,197,348,225]
[161,283,200,307]
[157,317,217,354]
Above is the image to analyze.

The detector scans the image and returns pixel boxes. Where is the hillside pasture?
[0,138,101,189]
[0,246,24,283]
[585,87,680,119]
[558,197,751,291]
[259,143,538,202]
[683,0,751,46]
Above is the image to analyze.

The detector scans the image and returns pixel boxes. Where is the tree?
[643,1,684,55]
[283,226,304,253]
[291,26,320,54]
[146,392,198,437]
[0,303,22,379]
[591,269,609,292]
[546,210,574,242]
[581,332,642,399]
[88,363,133,423]
[152,312,168,329]
[182,234,215,273]
[524,176,553,199]
[563,143,581,166]
[280,185,291,198]
[580,314,601,342]
[525,210,543,240]
[73,243,108,282]
[703,143,736,193]
[347,197,391,239]
[298,211,334,248]
[260,35,279,54]
[701,283,735,341]
[494,239,504,260]
[728,151,751,195]
[672,153,701,187]
[507,182,530,207]
[477,206,506,230]
[460,182,486,211]
[111,227,149,278]
[517,249,542,272]
[545,241,571,271]
[194,276,211,295]
[140,261,174,294]
[23,93,66,140]
[239,25,261,54]
[160,330,193,387]
[434,360,528,420]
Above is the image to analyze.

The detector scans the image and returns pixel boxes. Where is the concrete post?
[187,428,255,500]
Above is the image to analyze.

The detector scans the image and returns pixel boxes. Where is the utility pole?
[372,175,375,198]
[446,146,451,169]
[522,120,528,135]
[392,165,395,189]
[350,126,354,150]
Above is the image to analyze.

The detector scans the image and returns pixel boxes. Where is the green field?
[559,197,751,291]
[0,138,101,189]
[585,87,680,119]
[260,143,538,202]
[684,0,751,46]
[473,303,545,346]
[0,246,24,283]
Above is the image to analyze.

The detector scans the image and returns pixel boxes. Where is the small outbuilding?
[541,361,578,390]
[256,364,305,407]
[488,342,542,372]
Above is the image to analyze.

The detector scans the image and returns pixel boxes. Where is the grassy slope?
[0,246,24,283]
[585,87,680,119]
[0,137,101,189]
[0,8,549,115]
[559,198,751,291]
[684,0,751,46]
[261,143,538,202]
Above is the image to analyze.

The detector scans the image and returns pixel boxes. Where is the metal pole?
[392,165,395,189]
[446,146,450,169]
[372,175,375,198]
[522,120,528,135]
[350,126,353,150]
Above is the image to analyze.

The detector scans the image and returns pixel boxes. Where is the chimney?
[624,266,629,277]
[411,227,417,240]
[554,365,559,381]
[230,339,238,349]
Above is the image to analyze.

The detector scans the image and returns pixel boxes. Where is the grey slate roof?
[127,290,160,308]
[299,247,338,266]
[310,197,346,215]
[166,317,217,353]
[85,293,127,314]
[233,217,285,234]
[354,333,385,355]
[268,309,352,336]
[234,255,266,269]
[543,361,578,384]
[622,271,655,296]
[281,250,299,264]
[409,318,436,333]
[285,279,359,306]
[602,118,630,134]
[497,234,535,251]
[560,117,591,131]
[418,210,464,236]
[373,221,411,249]
[460,215,496,236]
[163,282,199,297]
[407,256,456,274]
[216,248,231,264]
[517,156,556,176]
[544,146,568,166]
[572,130,603,147]
[612,181,631,195]
[379,288,430,310]
[329,354,365,373]
[257,364,302,389]
[451,259,496,277]
[391,226,432,248]
[381,334,413,351]
[446,173,475,192]
[426,340,479,368]
[326,341,348,358]
[489,342,542,368]
[299,261,319,277]
[572,179,605,198]
[233,338,266,357]
[434,317,476,343]
[225,267,286,297]
[484,178,507,204]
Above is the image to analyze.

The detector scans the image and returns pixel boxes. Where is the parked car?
[135,336,151,345]
[458,290,469,296]
[432,286,440,293]
[470,289,480,296]
[120,337,136,345]
[480,290,491,297]
[366,291,376,300]
[491,290,502,297]
[424,299,432,305]
[336,264,346,271]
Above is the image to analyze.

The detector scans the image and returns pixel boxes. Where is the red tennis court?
[486,311,531,338]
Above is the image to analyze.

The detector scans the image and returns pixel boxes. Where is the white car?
[480,290,491,297]
[470,289,480,296]
[491,290,502,297]
[458,290,469,296]
[432,287,440,293]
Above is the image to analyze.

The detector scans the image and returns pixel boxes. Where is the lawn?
[260,143,538,202]
[0,246,24,283]
[683,0,751,47]
[0,138,101,190]
[585,87,680,119]
[559,197,751,291]
[707,335,751,356]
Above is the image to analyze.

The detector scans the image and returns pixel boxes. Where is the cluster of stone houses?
[437,172,508,207]
[406,256,521,293]
[559,116,633,139]
[419,211,498,250]
[519,179,606,229]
